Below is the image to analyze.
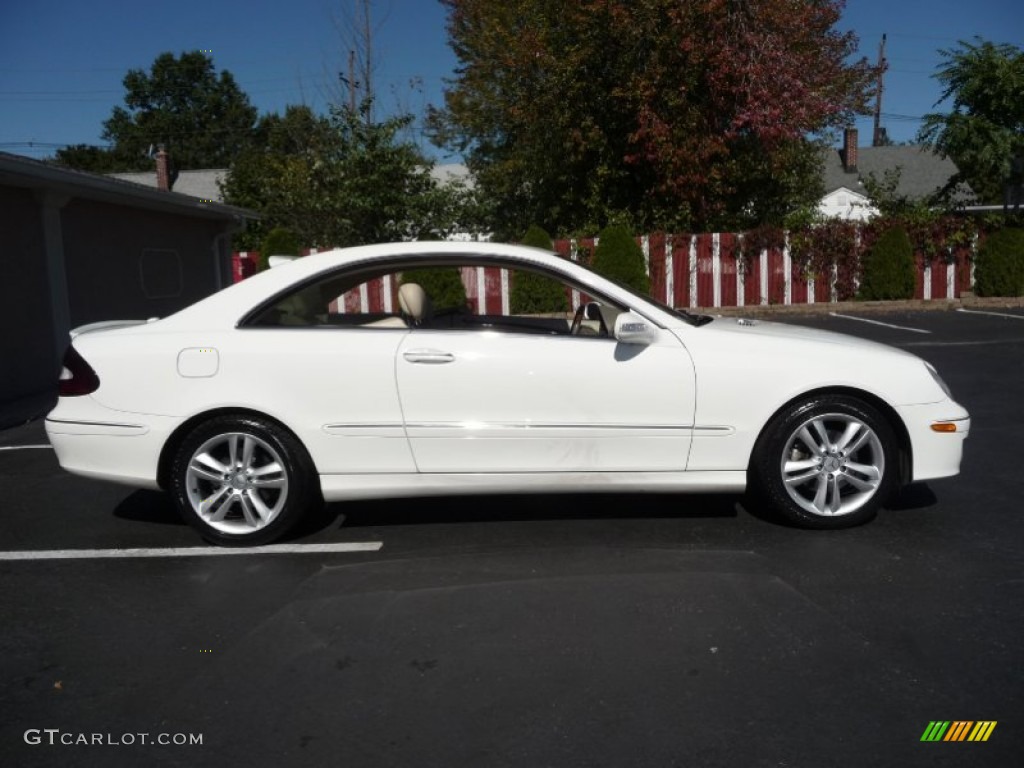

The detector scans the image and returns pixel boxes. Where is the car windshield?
[570,256,712,326]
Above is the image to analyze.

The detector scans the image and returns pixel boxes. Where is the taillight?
[58,344,100,396]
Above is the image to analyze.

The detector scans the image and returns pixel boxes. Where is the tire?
[169,415,318,546]
[750,395,898,529]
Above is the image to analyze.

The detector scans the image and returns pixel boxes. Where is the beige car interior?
[363,282,433,328]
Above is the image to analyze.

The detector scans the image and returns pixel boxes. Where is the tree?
[511,226,569,313]
[429,0,877,236]
[259,227,302,273]
[918,39,1024,205]
[51,144,123,174]
[858,227,915,300]
[221,106,337,248]
[55,51,257,172]
[222,101,472,250]
[974,228,1024,296]
[591,224,650,294]
[401,267,468,311]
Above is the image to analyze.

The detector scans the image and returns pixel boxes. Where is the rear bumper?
[45,398,179,489]
[895,400,970,482]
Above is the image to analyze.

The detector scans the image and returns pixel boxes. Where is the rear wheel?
[751,395,898,529]
[170,416,317,546]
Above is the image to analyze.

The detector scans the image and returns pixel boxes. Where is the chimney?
[842,127,858,173]
[155,145,170,191]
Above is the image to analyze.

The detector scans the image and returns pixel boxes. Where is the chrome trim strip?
[403,422,694,431]
[691,425,735,437]
[46,418,146,430]
[324,423,404,430]
[323,422,735,434]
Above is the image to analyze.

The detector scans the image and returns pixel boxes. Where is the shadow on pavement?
[112,489,185,527]
[888,482,938,511]
[323,492,741,530]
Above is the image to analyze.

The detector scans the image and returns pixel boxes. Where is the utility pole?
[347,49,357,114]
[363,0,372,119]
[873,34,887,147]
[330,1,376,121]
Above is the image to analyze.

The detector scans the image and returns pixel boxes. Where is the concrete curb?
[694,296,1024,317]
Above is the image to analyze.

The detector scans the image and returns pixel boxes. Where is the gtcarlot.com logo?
[920,721,997,742]
[24,729,202,747]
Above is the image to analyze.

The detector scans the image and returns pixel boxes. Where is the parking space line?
[903,338,1024,347]
[828,313,931,333]
[0,445,52,451]
[956,308,1024,320]
[0,542,383,561]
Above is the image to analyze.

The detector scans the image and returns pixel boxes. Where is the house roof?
[109,168,227,202]
[108,163,472,201]
[822,145,973,203]
[0,152,256,222]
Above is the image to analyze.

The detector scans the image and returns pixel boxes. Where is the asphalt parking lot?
[1,307,1022,767]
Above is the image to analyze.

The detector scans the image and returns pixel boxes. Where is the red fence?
[558,233,973,308]
[233,233,976,311]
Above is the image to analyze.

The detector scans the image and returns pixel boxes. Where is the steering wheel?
[570,302,609,337]
[570,304,586,335]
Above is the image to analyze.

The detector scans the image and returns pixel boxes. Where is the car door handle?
[402,349,455,364]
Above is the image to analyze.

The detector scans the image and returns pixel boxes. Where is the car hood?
[673,315,950,408]
[701,316,911,355]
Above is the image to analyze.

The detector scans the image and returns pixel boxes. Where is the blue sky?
[1,0,1020,163]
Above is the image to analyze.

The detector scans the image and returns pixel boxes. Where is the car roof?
[159,241,678,330]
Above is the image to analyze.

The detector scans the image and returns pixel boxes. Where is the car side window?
[247,270,406,329]
[246,259,625,339]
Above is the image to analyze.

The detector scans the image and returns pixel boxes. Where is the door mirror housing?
[613,312,659,345]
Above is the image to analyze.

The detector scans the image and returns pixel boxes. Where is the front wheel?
[169,416,317,546]
[750,395,898,529]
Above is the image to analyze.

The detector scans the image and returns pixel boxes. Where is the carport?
[0,151,256,428]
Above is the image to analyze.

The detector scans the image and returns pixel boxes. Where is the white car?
[46,242,970,545]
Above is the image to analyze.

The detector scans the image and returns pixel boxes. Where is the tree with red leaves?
[430,0,879,236]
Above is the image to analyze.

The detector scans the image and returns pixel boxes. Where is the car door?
[235,270,415,475]
[395,326,696,473]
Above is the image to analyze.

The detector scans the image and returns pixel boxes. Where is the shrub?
[591,224,650,294]
[401,267,468,312]
[511,226,569,313]
[974,228,1024,297]
[858,226,915,300]
[258,227,301,272]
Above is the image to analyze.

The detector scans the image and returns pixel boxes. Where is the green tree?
[511,225,568,313]
[222,101,472,249]
[974,228,1024,296]
[258,227,302,273]
[319,103,467,247]
[221,106,337,248]
[51,144,123,174]
[591,225,650,294]
[401,268,468,312]
[918,39,1024,204]
[859,227,916,301]
[55,51,257,172]
[862,168,923,218]
[430,0,876,235]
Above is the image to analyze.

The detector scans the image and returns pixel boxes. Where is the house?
[0,150,257,427]
[818,127,971,220]
[111,150,472,204]
[109,147,227,202]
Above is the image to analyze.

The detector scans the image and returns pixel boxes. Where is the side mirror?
[613,312,659,345]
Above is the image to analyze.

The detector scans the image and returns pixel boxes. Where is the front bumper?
[895,399,970,482]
